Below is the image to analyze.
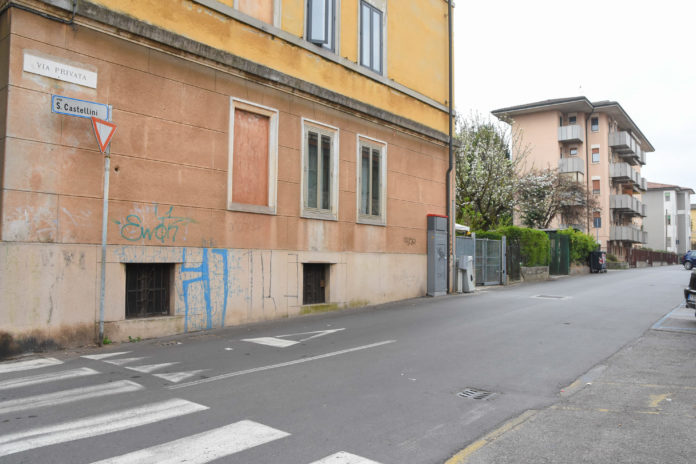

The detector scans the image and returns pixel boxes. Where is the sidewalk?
[447,305,696,464]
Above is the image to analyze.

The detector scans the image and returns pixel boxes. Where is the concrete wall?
[0,7,448,345]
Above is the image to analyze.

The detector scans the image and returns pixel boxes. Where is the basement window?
[303,263,328,305]
[125,264,173,318]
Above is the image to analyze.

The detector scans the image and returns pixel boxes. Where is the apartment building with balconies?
[643,183,694,254]
[492,97,654,261]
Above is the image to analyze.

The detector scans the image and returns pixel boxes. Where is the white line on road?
[0,367,99,390]
[125,363,179,374]
[90,420,290,464]
[153,370,208,383]
[309,451,382,464]
[81,352,131,360]
[103,357,146,366]
[169,340,396,390]
[0,398,208,457]
[0,357,62,374]
[0,380,144,414]
[241,337,298,347]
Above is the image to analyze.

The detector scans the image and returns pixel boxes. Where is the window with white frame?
[302,120,339,219]
[591,147,600,163]
[357,136,387,224]
[228,98,279,214]
[306,0,336,51]
[359,0,383,74]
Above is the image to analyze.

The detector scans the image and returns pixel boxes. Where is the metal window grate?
[457,388,495,400]
[126,264,171,319]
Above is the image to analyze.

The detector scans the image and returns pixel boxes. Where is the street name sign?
[52,95,109,120]
[24,51,97,88]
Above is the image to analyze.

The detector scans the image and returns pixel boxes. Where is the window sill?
[357,216,386,226]
[227,202,276,215]
[302,209,338,221]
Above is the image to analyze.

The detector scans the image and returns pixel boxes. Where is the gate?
[475,238,503,285]
[455,235,504,286]
[506,239,521,281]
[548,233,570,275]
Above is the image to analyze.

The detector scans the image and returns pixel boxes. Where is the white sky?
[453,0,696,200]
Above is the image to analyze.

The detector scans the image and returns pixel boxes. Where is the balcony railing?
[558,125,584,143]
[610,225,647,244]
[610,194,646,217]
[559,156,585,174]
[610,163,646,191]
[609,131,645,166]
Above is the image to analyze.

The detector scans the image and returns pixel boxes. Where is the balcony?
[610,194,646,217]
[558,125,584,143]
[610,225,647,244]
[559,156,585,175]
[610,162,646,191]
[609,131,645,166]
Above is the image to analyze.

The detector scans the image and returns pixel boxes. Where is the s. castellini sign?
[23,51,97,88]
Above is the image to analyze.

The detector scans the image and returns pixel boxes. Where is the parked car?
[684,270,696,310]
[682,250,696,270]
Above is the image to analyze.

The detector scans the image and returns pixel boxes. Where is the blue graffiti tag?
[114,205,195,244]
[181,248,229,332]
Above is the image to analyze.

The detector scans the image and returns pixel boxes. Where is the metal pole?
[98,109,112,345]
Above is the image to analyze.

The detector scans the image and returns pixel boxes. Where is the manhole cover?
[457,388,495,400]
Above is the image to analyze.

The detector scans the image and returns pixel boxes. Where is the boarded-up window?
[228,99,278,214]
[233,109,269,206]
[238,0,274,24]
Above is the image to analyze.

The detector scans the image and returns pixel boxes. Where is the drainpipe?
[446,0,454,292]
[584,104,594,235]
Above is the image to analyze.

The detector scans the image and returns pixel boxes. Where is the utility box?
[427,214,448,296]
[457,256,475,293]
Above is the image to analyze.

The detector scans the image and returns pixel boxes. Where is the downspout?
[584,104,594,234]
[446,0,454,292]
[0,0,77,25]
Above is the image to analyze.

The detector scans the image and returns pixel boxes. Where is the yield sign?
[91,116,116,153]
[242,328,345,348]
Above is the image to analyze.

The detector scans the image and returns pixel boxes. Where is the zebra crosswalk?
[80,351,208,384]
[0,355,384,463]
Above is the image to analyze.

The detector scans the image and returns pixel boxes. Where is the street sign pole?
[93,111,116,346]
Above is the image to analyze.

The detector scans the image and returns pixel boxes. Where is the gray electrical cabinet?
[427,214,448,296]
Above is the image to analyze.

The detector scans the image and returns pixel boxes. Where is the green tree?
[455,114,527,230]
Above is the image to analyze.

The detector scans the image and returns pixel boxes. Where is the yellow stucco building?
[0,0,454,349]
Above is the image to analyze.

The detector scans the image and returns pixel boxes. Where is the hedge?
[557,229,599,264]
[474,226,550,267]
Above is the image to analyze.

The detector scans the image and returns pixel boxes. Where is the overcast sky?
[453,0,695,200]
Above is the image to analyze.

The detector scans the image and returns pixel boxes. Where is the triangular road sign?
[91,116,116,153]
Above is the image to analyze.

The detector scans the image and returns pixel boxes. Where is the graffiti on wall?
[114,205,195,244]
[180,248,231,332]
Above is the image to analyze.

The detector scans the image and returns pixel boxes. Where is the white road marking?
[125,363,179,374]
[0,380,144,414]
[0,398,208,457]
[0,357,62,374]
[169,340,396,390]
[90,420,290,464]
[81,352,131,360]
[0,367,99,390]
[309,451,382,464]
[153,370,208,383]
[243,328,346,348]
[103,357,146,366]
[242,337,298,348]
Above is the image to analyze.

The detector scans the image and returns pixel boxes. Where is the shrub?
[558,229,599,264]
[475,226,550,267]
[606,253,618,262]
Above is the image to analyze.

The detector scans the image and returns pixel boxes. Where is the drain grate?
[457,388,495,400]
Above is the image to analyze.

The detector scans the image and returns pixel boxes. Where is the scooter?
[684,270,696,311]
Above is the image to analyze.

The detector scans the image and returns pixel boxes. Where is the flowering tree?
[517,168,599,229]
[455,114,527,230]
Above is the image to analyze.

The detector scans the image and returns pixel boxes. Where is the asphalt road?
[0,265,688,463]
